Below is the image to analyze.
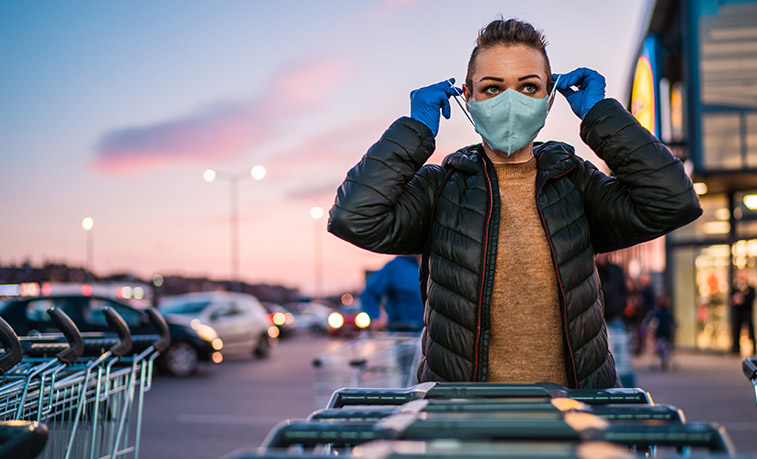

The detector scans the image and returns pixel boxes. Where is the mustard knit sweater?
[487,157,568,385]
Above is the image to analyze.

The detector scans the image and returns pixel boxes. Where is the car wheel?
[253,334,270,359]
[161,342,199,377]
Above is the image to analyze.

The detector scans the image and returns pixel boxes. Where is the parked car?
[262,302,296,338]
[326,306,371,336]
[160,291,275,358]
[0,294,222,377]
[284,302,334,334]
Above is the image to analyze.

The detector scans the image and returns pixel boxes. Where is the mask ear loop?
[547,75,561,113]
[448,79,476,127]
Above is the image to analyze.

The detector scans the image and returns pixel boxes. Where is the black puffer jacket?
[328,99,702,388]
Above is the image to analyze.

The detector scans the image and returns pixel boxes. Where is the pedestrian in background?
[730,270,756,356]
[646,294,675,370]
[597,253,634,386]
[361,255,425,386]
[329,17,702,388]
[636,272,657,355]
[597,254,627,323]
[361,255,425,332]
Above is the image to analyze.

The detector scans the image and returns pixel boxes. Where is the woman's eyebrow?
[518,74,542,81]
[479,76,504,82]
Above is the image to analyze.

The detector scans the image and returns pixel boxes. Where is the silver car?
[160,291,274,358]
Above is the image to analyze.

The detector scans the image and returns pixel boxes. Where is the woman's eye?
[521,83,538,94]
[483,86,501,95]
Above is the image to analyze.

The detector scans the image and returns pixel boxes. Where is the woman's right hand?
[410,79,460,136]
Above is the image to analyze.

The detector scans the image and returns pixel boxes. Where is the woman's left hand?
[552,68,606,119]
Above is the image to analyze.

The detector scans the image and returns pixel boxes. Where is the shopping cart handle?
[103,307,132,357]
[743,357,757,382]
[260,419,391,449]
[0,420,49,459]
[144,307,171,353]
[327,384,435,409]
[47,307,84,364]
[0,316,23,375]
[589,404,686,423]
[602,422,735,454]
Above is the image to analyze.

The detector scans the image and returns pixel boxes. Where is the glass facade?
[630,0,757,353]
[697,1,757,171]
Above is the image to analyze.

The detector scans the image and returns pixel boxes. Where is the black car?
[0,294,222,377]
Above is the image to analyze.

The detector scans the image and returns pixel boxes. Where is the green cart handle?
[47,307,84,364]
[0,316,22,374]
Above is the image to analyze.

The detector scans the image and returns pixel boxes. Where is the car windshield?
[161,300,211,315]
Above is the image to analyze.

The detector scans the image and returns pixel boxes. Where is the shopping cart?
[0,316,50,458]
[0,305,170,459]
[227,374,736,458]
[743,356,757,408]
[325,381,654,409]
[224,440,635,459]
[311,332,421,408]
[0,308,84,423]
[309,398,686,424]
[259,404,733,456]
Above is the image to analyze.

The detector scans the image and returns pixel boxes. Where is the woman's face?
[463,43,550,102]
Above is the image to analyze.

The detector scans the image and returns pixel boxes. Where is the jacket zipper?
[535,169,579,388]
[473,159,495,381]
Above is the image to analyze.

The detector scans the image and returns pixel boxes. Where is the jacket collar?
[442,141,579,179]
[533,141,580,179]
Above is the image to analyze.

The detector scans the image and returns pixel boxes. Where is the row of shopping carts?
[0,305,170,459]
[222,333,756,458]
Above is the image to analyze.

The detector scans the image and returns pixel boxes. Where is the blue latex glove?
[410,78,460,136]
[552,68,606,119]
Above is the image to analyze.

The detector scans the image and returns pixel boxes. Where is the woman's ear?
[462,84,470,101]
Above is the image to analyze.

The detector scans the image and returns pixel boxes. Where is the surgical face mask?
[451,77,559,156]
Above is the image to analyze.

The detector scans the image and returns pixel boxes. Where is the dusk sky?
[1,0,648,296]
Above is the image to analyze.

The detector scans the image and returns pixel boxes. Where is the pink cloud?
[90,102,267,175]
[90,56,352,175]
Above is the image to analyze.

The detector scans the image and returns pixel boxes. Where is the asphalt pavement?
[631,350,757,454]
[141,334,336,458]
[139,334,757,458]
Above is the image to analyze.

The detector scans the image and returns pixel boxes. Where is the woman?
[328,18,701,388]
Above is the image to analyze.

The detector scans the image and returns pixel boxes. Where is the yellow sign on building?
[631,54,655,134]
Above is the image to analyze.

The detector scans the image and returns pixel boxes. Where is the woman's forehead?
[471,44,548,82]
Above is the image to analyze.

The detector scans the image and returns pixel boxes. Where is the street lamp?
[203,165,266,291]
[310,206,324,301]
[81,217,94,281]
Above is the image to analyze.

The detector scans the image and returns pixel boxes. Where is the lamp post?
[203,165,266,291]
[310,206,324,301]
[81,217,94,281]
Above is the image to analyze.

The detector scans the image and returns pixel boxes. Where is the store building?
[626,0,757,352]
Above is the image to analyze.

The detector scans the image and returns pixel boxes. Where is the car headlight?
[195,323,219,342]
[272,312,286,326]
[328,312,344,329]
[355,312,371,328]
